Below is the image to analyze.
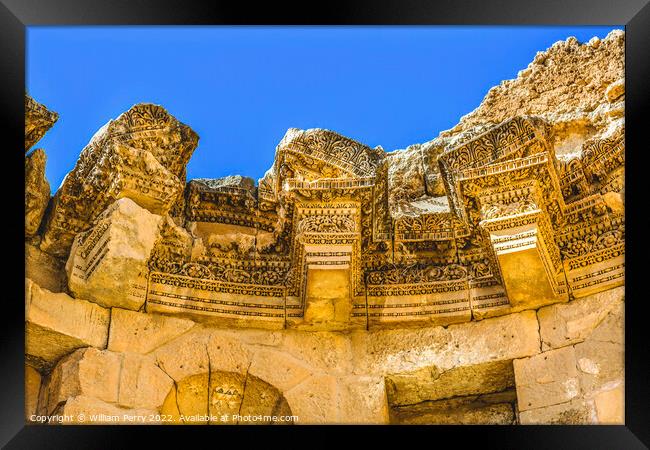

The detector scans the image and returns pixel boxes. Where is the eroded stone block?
[41,348,121,415]
[25,243,66,293]
[25,279,110,370]
[283,374,338,424]
[538,286,623,350]
[40,103,197,257]
[117,353,174,410]
[107,307,195,354]
[66,198,164,310]
[25,94,58,152]
[514,346,581,412]
[25,149,51,237]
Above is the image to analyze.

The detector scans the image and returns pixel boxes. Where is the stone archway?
[161,370,293,424]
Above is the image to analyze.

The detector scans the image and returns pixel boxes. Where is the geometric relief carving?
[55,105,622,330]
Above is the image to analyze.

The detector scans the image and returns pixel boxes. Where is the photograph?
[23,24,626,427]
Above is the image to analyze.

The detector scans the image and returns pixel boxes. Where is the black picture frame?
[2,0,648,447]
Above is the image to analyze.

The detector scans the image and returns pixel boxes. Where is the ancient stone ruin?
[25,30,625,425]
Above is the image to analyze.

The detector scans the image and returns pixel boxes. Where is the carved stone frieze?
[40,103,198,257]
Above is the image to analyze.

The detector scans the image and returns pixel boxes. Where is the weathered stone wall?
[24,30,625,425]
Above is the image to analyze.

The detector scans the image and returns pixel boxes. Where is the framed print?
[2,0,649,447]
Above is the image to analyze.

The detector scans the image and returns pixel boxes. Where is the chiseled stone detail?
[25,94,58,153]
[40,103,198,257]
[25,279,110,371]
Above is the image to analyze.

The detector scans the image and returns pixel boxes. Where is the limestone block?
[593,384,624,424]
[574,302,624,394]
[352,310,540,376]
[117,353,174,410]
[25,243,66,293]
[386,360,515,406]
[513,346,581,412]
[25,365,42,421]
[304,268,351,326]
[66,198,164,310]
[283,374,339,424]
[107,308,195,354]
[153,328,211,382]
[25,279,110,370]
[538,286,624,350]
[25,149,50,236]
[280,331,352,375]
[338,376,389,424]
[56,396,158,424]
[25,94,58,152]
[42,348,121,415]
[40,103,198,257]
[518,398,596,425]
[248,348,312,393]
[205,330,254,374]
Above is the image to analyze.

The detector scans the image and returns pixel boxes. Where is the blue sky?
[27,26,622,191]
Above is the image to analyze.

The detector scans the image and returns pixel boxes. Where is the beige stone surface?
[66,198,164,310]
[25,365,42,420]
[279,330,352,375]
[304,268,351,326]
[26,279,110,370]
[352,310,540,376]
[107,308,195,354]
[338,376,389,424]
[574,302,624,394]
[205,330,255,375]
[593,384,624,424]
[160,370,293,425]
[25,243,66,293]
[153,328,211,382]
[41,348,121,415]
[538,286,624,350]
[117,353,174,410]
[514,346,581,412]
[437,30,624,142]
[284,374,339,424]
[248,348,312,393]
[25,149,50,237]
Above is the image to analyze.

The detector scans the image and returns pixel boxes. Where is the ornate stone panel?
[40,103,199,257]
